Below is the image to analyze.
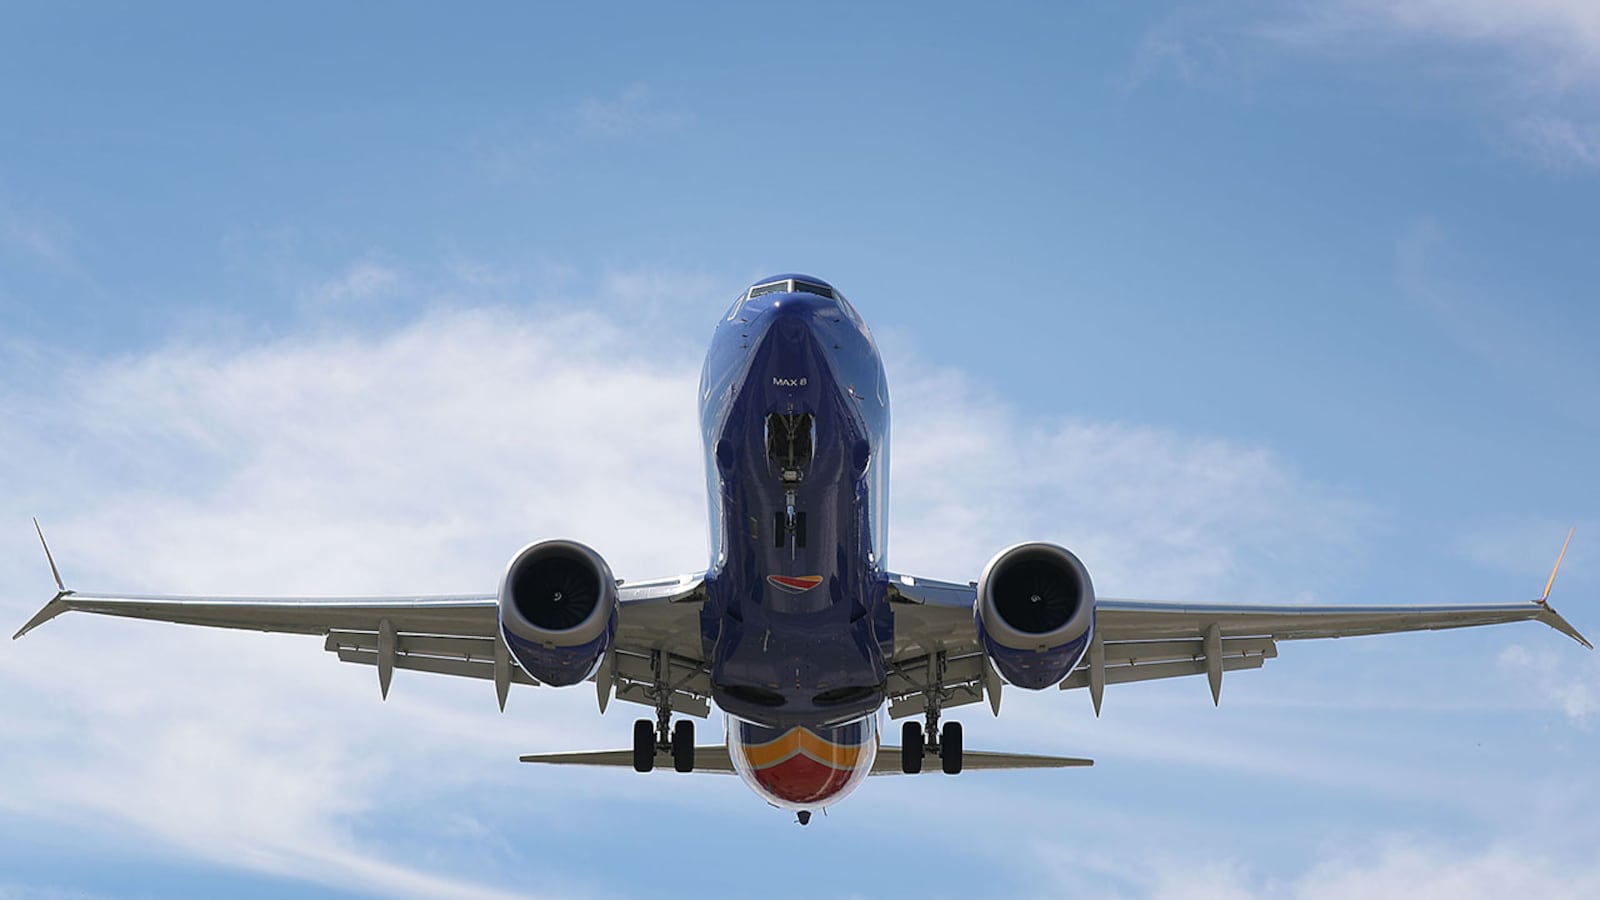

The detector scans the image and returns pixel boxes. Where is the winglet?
[34,517,65,593]
[1534,528,1590,650]
[1538,527,1574,606]
[15,519,74,640]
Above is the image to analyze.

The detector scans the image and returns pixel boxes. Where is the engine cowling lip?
[976,541,1096,653]
[497,539,617,648]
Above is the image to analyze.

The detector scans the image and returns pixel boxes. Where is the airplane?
[15,273,1592,825]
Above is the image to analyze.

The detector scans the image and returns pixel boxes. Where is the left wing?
[885,550,1590,718]
[14,523,707,713]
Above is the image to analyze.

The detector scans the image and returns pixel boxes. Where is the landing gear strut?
[900,650,964,774]
[633,649,695,773]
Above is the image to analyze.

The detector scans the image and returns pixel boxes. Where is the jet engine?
[975,542,1096,689]
[497,540,618,686]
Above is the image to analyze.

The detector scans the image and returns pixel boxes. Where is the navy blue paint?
[501,607,617,686]
[698,276,894,728]
[976,614,1095,690]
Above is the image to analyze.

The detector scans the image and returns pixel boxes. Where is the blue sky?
[2,2,1597,897]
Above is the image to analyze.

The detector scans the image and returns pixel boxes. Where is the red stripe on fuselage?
[751,753,857,804]
[767,575,823,593]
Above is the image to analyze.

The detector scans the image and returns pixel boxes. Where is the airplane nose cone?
[762,294,839,341]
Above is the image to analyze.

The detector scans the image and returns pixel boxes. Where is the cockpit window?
[748,281,790,299]
[746,279,836,301]
[793,281,833,299]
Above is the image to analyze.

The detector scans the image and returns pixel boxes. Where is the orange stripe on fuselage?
[742,727,867,771]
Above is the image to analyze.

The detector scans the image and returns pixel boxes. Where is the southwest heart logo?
[767,575,824,594]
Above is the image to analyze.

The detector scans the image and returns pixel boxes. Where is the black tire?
[901,721,924,774]
[941,721,963,775]
[672,719,695,773]
[633,719,655,773]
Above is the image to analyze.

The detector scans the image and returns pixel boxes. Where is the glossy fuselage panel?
[726,717,878,810]
[698,277,893,731]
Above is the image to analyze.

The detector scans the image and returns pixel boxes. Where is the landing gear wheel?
[940,721,963,775]
[901,721,924,774]
[632,718,655,773]
[672,719,695,773]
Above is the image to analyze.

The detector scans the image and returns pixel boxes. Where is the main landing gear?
[632,716,696,773]
[632,660,695,773]
[900,720,964,775]
[900,650,965,774]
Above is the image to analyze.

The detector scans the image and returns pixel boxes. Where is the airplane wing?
[14,525,709,715]
[884,548,1591,717]
[519,745,1092,774]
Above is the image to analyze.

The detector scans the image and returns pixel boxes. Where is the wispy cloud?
[1134,1,1600,172]
[1273,0,1600,171]
[574,83,689,139]
[0,202,92,283]
[1269,1,1600,90]
[1510,113,1600,170]
[298,259,405,310]
[1500,643,1599,725]
[886,349,1368,601]
[1029,833,1600,899]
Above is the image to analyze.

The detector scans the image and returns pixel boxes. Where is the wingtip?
[13,594,71,640]
[1538,605,1593,651]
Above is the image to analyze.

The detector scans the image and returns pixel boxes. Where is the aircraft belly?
[699,296,891,728]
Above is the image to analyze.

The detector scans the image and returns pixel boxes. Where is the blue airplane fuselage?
[697,276,893,730]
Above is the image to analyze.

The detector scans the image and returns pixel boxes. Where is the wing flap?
[334,647,539,686]
[1095,599,1584,644]
[1059,649,1269,690]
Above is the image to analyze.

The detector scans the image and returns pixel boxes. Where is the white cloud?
[1031,835,1600,900]
[886,352,1367,600]
[1510,114,1600,170]
[1500,643,1599,725]
[1288,1,1600,92]
[1290,1,1600,170]
[1139,1,1600,172]
[1294,837,1600,900]
[299,259,405,310]
[575,84,688,139]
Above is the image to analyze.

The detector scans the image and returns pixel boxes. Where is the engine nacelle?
[975,542,1096,689]
[497,540,618,686]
